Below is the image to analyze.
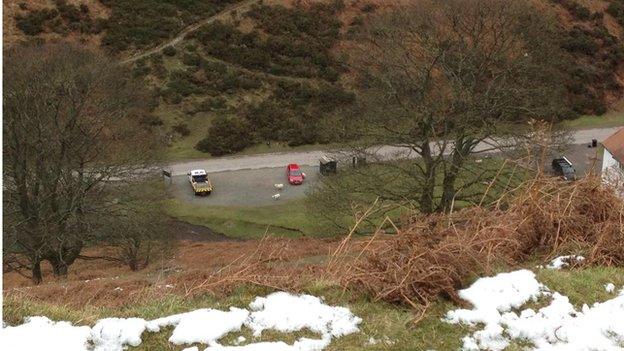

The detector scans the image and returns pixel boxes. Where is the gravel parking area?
[167,142,605,208]
[168,165,319,206]
[546,144,603,176]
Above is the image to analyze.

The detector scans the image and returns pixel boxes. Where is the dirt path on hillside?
[120,0,257,64]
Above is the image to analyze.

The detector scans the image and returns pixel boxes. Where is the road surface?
[164,127,621,176]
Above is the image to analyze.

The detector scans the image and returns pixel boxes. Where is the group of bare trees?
[3,43,165,283]
[309,0,571,229]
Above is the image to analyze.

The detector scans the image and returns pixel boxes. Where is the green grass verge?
[4,266,622,350]
[163,199,323,239]
[559,112,624,129]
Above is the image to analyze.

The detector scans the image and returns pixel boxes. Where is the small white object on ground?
[545,255,585,270]
[274,184,284,190]
[234,336,246,345]
[272,193,281,200]
[2,292,361,351]
[445,269,624,350]
[605,283,616,293]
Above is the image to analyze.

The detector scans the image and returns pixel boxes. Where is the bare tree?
[317,0,570,219]
[3,43,159,283]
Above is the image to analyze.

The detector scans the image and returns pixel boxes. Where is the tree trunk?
[46,243,83,277]
[32,260,43,285]
[418,141,436,214]
[440,150,465,213]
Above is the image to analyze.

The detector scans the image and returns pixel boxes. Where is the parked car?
[187,169,213,195]
[286,163,305,185]
[552,157,576,181]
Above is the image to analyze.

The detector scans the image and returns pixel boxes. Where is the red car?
[286,163,305,185]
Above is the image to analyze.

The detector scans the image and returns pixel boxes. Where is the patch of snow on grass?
[605,283,616,293]
[91,317,147,351]
[445,270,624,350]
[545,255,585,270]
[246,292,362,338]
[1,316,91,351]
[2,292,361,351]
[147,307,249,346]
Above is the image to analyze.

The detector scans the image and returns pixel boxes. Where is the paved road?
[165,127,618,206]
[164,127,621,176]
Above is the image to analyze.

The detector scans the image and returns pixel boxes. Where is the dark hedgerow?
[195,116,253,156]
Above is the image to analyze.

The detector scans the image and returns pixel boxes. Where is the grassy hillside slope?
[4,0,624,160]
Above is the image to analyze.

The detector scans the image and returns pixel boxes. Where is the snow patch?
[91,318,146,351]
[147,308,249,346]
[2,293,361,351]
[246,292,362,338]
[445,269,624,350]
[1,317,91,351]
[605,283,616,293]
[545,255,585,270]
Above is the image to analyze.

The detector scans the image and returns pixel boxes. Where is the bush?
[194,96,227,113]
[338,176,624,307]
[166,70,202,97]
[195,116,253,156]
[163,46,177,56]
[562,27,598,55]
[361,3,377,13]
[607,0,624,26]
[15,2,99,36]
[15,9,58,35]
[192,2,344,81]
[101,0,238,52]
[556,0,590,20]
[140,114,164,126]
[171,122,191,137]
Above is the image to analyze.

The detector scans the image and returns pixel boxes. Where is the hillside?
[4,0,624,159]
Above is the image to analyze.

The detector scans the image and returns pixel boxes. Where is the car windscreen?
[290,169,302,176]
[193,175,207,182]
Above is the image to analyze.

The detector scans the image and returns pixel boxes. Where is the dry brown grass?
[4,176,622,312]
[332,176,624,309]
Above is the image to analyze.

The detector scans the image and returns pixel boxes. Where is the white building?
[601,127,624,195]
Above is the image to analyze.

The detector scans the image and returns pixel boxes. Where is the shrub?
[192,3,344,81]
[195,116,253,156]
[562,27,598,55]
[361,3,377,13]
[166,70,202,97]
[163,46,177,56]
[195,96,227,112]
[140,114,164,126]
[556,0,590,20]
[171,122,191,137]
[338,176,624,307]
[101,0,238,52]
[607,0,624,26]
[15,9,58,35]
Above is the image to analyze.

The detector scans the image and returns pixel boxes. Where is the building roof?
[603,127,624,164]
